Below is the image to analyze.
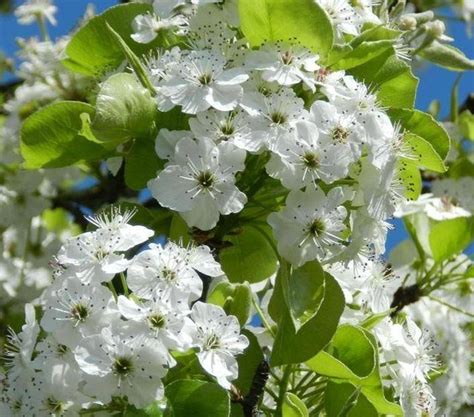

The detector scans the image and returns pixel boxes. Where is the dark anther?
[390,284,422,317]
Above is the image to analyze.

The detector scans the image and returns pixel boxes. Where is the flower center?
[160,267,177,282]
[308,218,325,237]
[302,152,319,168]
[219,120,235,137]
[197,171,215,188]
[148,314,166,329]
[70,303,89,322]
[204,334,221,350]
[45,397,65,413]
[113,356,134,377]
[332,126,349,143]
[271,111,287,125]
[198,73,213,85]
[56,344,68,356]
[281,51,294,65]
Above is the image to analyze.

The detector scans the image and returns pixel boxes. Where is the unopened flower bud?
[399,15,417,31]
[424,20,446,39]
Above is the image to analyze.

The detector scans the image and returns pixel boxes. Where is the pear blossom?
[246,44,319,91]
[74,326,167,408]
[131,0,188,44]
[317,0,360,39]
[190,302,249,389]
[15,0,57,26]
[40,276,119,348]
[266,120,354,189]
[188,109,259,151]
[159,50,249,114]
[240,88,307,151]
[127,241,222,301]
[268,187,349,266]
[57,209,153,283]
[148,137,247,230]
[117,294,194,357]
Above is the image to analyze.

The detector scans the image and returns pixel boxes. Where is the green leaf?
[207,281,252,326]
[325,382,356,417]
[350,25,401,45]
[125,139,164,190]
[388,108,450,160]
[42,208,81,236]
[220,226,278,284]
[282,393,309,417]
[429,217,474,262]
[281,261,325,330]
[459,110,474,140]
[20,101,107,169]
[234,330,264,393]
[271,271,344,365]
[404,133,446,172]
[325,383,378,417]
[349,48,418,108]
[92,73,157,144]
[420,41,474,71]
[165,380,230,417]
[106,22,156,95]
[64,3,160,76]
[169,214,191,245]
[330,40,394,70]
[397,158,422,200]
[306,325,376,381]
[239,0,333,56]
[309,326,402,415]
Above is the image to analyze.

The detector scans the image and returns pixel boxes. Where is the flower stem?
[252,295,275,338]
[120,272,129,296]
[276,365,293,417]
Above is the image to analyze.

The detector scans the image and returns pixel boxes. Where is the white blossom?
[190,302,249,389]
[148,137,247,230]
[268,187,348,266]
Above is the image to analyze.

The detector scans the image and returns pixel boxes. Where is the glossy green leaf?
[330,40,394,70]
[420,41,474,71]
[350,48,418,108]
[306,325,376,381]
[429,217,474,262]
[165,380,230,417]
[282,393,309,417]
[20,101,107,169]
[207,281,252,326]
[125,138,164,190]
[388,108,451,160]
[397,158,422,200]
[220,226,278,284]
[239,0,333,56]
[234,330,264,393]
[459,110,474,140]
[64,3,159,76]
[169,214,191,245]
[92,73,157,144]
[310,326,402,415]
[281,260,325,329]
[404,133,446,172]
[325,383,378,417]
[271,271,344,365]
[106,22,156,95]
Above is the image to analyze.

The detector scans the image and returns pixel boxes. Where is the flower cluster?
[142,3,408,271]
[0,210,248,414]
[1,0,473,416]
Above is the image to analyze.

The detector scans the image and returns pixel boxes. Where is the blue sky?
[1,1,473,251]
